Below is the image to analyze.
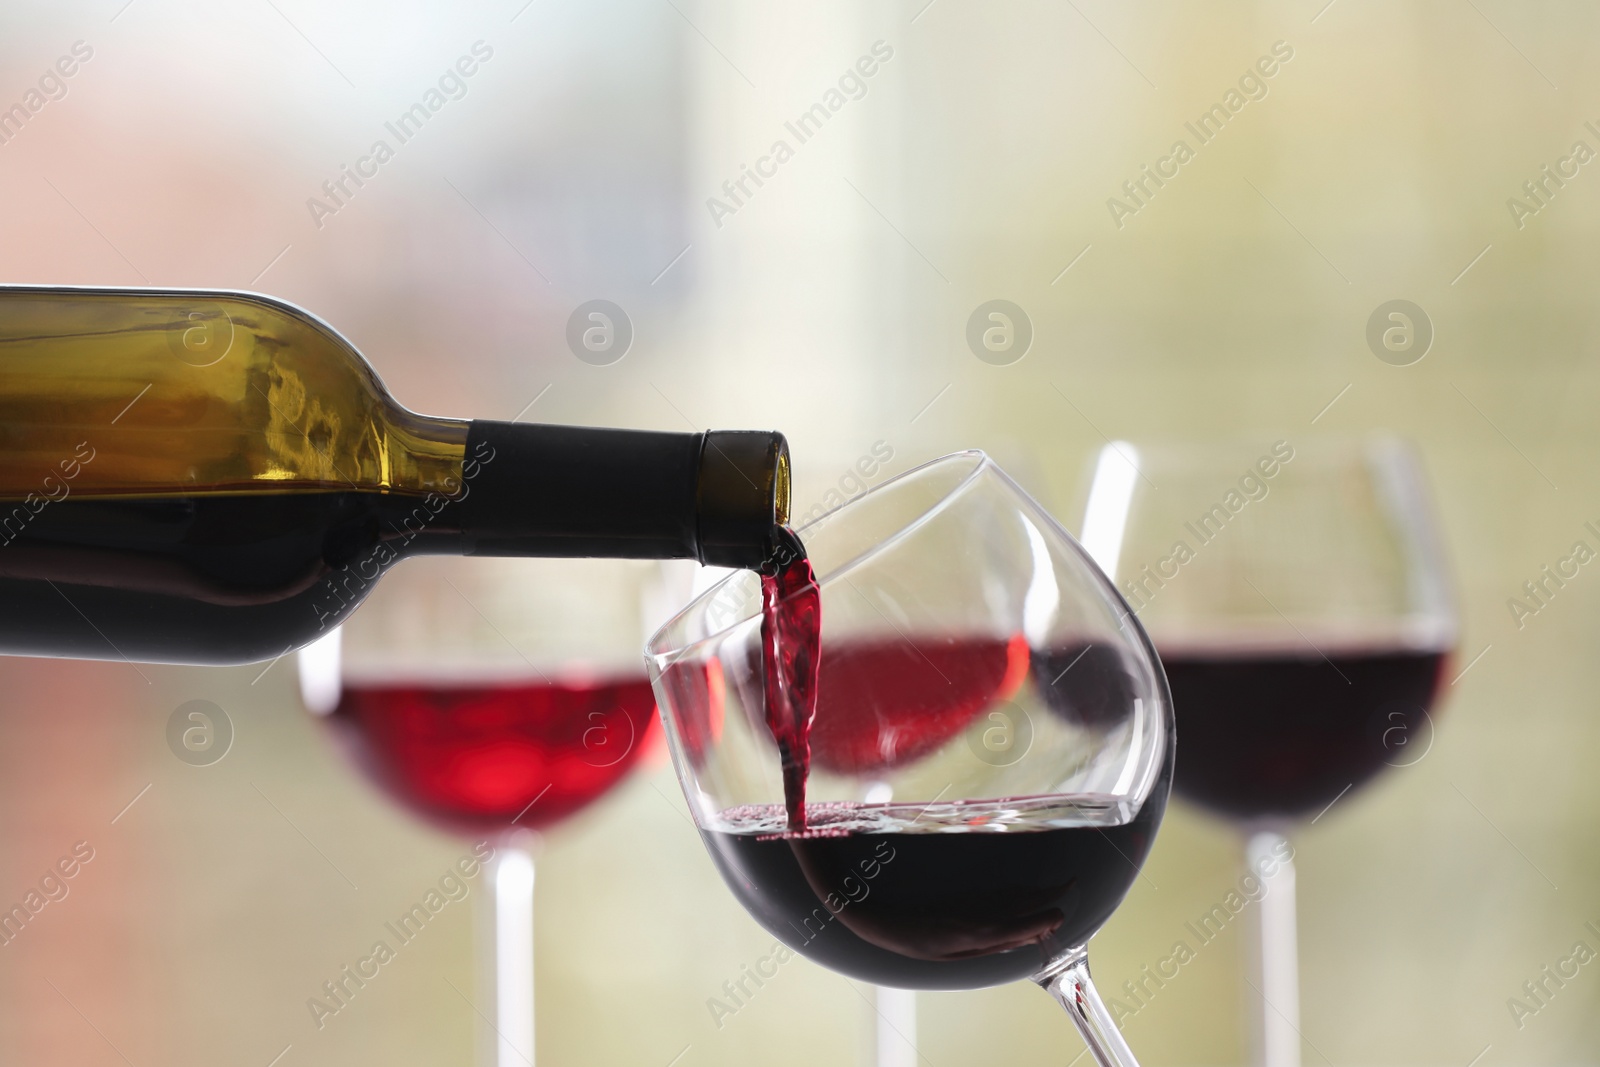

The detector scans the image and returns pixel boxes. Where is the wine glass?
[1075,437,1456,1067]
[647,451,1173,1067]
[298,555,667,1067]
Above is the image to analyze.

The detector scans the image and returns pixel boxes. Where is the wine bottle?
[0,286,790,665]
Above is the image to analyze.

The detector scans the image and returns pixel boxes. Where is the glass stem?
[1036,952,1143,1067]
[493,844,536,1067]
[1246,830,1300,1067]
[875,986,917,1067]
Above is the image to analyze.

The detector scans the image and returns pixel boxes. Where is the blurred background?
[1,0,1597,1063]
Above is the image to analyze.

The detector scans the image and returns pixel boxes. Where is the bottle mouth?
[652,449,992,661]
[695,430,792,570]
[774,448,791,527]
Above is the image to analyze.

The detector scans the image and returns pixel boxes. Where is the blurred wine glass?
[1076,437,1456,1067]
[298,555,671,1067]
[650,452,1173,1067]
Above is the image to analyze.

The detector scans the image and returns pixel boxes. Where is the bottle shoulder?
[0,286,467,500]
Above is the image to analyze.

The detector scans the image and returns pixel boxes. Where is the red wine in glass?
[808,634,1029,775]
[1075,438,1459,1067]
[652,452,1175,1067]
[327,674,659,835]
[745,534,1168,988]
[1160,644,1448,821]
[699,788,1167,990]
[1031,642,1146,731]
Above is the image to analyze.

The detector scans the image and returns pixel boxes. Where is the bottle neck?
[442,421,789,569]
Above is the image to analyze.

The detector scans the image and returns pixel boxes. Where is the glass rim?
[646,449,993,662]
[1080,432,1459,648]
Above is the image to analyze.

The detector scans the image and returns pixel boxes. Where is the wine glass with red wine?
[1076,437,1456,1067]
[298,555,666,1067]
[648,452,1173,1067]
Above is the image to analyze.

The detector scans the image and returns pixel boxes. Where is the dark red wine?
[759,531,821,831]
[1161,646,1449,820]
[1030,641,1144,731]
[0,425,793,668]
[328,675,658,834]
[699,790,1167,989]
[0,491,460,664]
[808,634,1028,775]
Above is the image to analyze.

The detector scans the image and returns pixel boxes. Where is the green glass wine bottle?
[0,286,790,664]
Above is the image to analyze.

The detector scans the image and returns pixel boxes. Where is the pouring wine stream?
[758,525,920,1067]
[757,526,821,831]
